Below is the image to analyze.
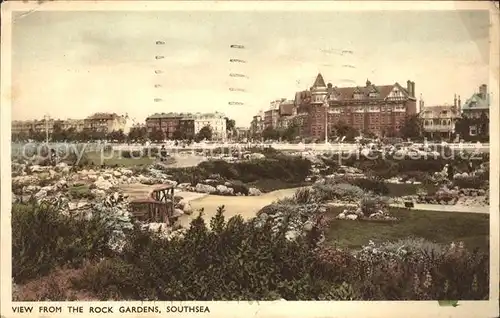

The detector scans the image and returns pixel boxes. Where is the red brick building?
[145,113,195,139]
[294,73,417,139]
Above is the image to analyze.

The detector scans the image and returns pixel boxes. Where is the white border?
[1,2,499,318]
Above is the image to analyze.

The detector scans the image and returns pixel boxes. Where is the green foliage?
[312,182,364,202]
[452,176,488,190]
[349,178,389,196]
[12,203,115,284]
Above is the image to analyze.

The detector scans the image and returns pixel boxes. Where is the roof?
[279,102,295,116]
[419,105,460,119]
[295,76,414,105]
[327,82,408,101]
[461,93,490,111]
[312,73,326,88]
[86,113,121,120]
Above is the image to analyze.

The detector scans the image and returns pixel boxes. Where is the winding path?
[119,183,488,228]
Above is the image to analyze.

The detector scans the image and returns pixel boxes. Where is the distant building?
[295,73,418,139]
[145,112,183,139]
[277,100,296,129]
[193,112,227,141]
[84,113,130,134]
[235,127,250,140]
[11,120,34,135]
[249,112,265,138]
[420,97,461,139]
[263,109,280,129]
[61,119,85,132]
[461,84,490,136]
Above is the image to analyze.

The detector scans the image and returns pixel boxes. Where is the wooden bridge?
[121,183,178,225]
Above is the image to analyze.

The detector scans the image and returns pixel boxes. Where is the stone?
[346,214,358,220]
[337,213,346,220]
[248,187,262,196]
[303,221,314,232]
[182,203,193,215]
[195,183,216,194]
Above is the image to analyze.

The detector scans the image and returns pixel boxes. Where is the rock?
[195,183,216,194]
[94,177,113,190]
[172,208,184,218]
[216,184,234,195]
[248,187,262,196]
[182,203,193,215]
[113,171,122,177]
[337,213,346,220]
[285,230,299,241]
[346,214,358,220]
[165,179,178,188]
[303,221,314,232]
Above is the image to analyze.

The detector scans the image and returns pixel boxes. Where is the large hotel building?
[293,73,418,139]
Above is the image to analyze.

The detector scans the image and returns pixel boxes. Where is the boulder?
[216,185,234,195]
[182,203,193,215]
[248,187,262,196]
[346,214,358,220]
[195,183,216,194]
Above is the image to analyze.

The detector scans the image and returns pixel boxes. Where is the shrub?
[452,176,487,189]
[293,187,317,204]
[121,150,144,159]
[350,178,389,195]
[313,182,364,202]
[359,196,388,217]
[12,202,116,284]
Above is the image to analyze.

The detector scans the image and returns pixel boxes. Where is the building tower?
[309,73,329,140]
[310,73,328,104]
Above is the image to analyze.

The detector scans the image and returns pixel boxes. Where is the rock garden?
[10,145,490,301]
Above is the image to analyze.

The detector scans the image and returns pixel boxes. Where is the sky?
[11,9,490,127]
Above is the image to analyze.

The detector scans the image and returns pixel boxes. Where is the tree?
[281,123,300,142]
[149,128,165,143]
[225,117,236,139]
[478,111,489,140]
[332,121,358,142]
[399,114,423,140]
[195,125,213,142]
[127,126,148,143]
[261,126,280,141]
[172,129,185,140]
[107,129,126,143]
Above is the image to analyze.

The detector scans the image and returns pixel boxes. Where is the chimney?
[407,80,412,96]
[454,94,457,107]
[479,84,487,99]
[412,81,416,98]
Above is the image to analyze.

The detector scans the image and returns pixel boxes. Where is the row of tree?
[253,113,489,142]
[12,117,237,143]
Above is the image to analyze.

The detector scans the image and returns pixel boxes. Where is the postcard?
[1,1,499,317]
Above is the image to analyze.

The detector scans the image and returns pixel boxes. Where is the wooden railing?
[129,184,175,225]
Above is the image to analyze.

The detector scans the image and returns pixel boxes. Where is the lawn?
[385,182,439,197]
[325,207,489,252]
[84,151,154,167]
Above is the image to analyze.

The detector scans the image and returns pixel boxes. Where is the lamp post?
[324,98,329,144]
[44,114,50,144]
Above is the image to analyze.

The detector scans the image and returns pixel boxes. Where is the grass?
[249,179,313,193]
[385,182,439,197]
[325,207,489,252]
[85,151,154,167]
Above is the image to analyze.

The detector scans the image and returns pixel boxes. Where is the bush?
[14,205,489,300]
[313,182,364,202]
[360,196,388,217]
[121,150,144,159]
[452,176,487,190]
[350,178,389,195]
[12,203,116,284]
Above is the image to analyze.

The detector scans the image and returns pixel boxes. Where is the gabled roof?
[419,105,461,119]
[312,73,326,88]
[461,93,490,110]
